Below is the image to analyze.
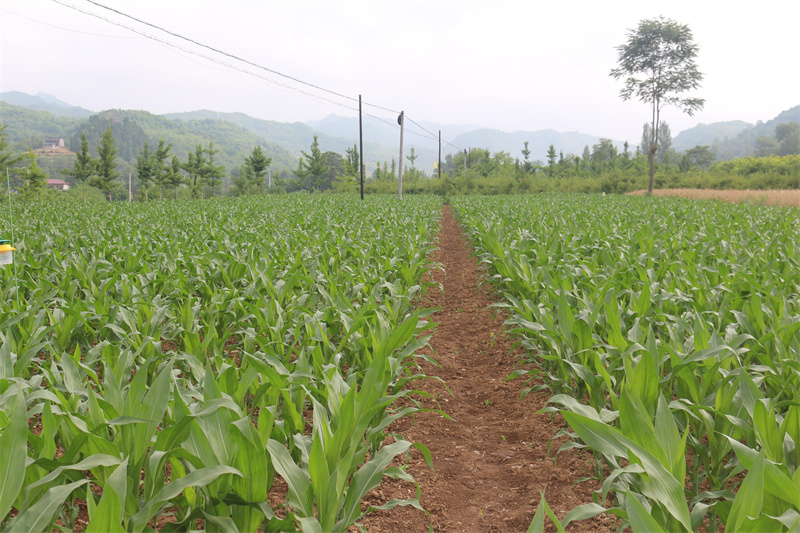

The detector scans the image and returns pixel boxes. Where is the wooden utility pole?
[359,95,364,201]
[397,111,404,200]
[438,130,442,179]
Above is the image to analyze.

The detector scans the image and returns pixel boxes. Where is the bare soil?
[359,205,613,532]
[626,188,800,207]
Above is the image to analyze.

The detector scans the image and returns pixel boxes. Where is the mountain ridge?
[0,91,94,118]
[1,91,797,167]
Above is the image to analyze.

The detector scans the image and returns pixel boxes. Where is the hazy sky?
[1,0,798,146]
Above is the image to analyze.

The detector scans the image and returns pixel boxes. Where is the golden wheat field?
[626,188,800,207]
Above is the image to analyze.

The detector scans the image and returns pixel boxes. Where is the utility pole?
[464,149,467,171]
[359,95,364,201]
[397,111,404,200]
[438,130,442,179]
[128,173,132,202]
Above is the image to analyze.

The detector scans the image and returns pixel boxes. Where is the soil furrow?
[361,205,613,532]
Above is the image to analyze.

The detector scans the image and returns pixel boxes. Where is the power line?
[50,0,362,115]
[81,0,400,115]
[362,113,442,145]
[49,0,464,152]
[405,115,463,150]
[0,6,137,38]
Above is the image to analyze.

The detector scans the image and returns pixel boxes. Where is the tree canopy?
[90,126,120,201]
[61,131,96,202]
[611,16,705,193]
[293,136,329,191]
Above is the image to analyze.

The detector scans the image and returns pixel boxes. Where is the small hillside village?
[35,137,73,190]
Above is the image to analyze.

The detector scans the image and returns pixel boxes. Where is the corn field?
[0,195,442,532]
[2,192,799,532]
[453,194,800,532]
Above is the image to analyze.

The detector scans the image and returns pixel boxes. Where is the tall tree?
[321,151,345,190]
[231,145,271,195]
[167,155,183,198]
[521,142,533,173]
[293,135,329,191]
[640,123,653,157]
[61,131,95,202]
[152,139,173,200]
[657,122,673,164]
[406,146,418,169]
[20,151,48,200]
[245,145,272,193]
[135,141,154,200]
[183,145,205,198]
[373,162,385,181]
[611,16,705,194]
[199,142,225,198]
[231,163,254,196]
[345,144,360,178]
[581,145,591,174]
[546,144,557,176]
[91,126,120,201]
[590,139,618,174]
[621,141,632,168]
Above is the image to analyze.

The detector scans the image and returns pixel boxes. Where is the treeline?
[2,121,798,202]
[0,105,298,172]
[0,124,357,200]
[395,132,799,195]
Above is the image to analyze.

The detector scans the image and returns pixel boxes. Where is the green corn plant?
[452,194,800,531]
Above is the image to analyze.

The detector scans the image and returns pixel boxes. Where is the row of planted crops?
[453,194,800,532]
[2,192,798,532]
[0,195,443,532]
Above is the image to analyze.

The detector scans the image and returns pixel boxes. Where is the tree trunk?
[649,92,659,196]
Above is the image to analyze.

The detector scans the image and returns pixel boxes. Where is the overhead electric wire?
[0,6,136,38]
[51,0,362,115]
[81,0,400,115]
[49,0,464,152]
[404,115,463,151]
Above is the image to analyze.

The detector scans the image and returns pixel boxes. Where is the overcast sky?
[1,0,798,146]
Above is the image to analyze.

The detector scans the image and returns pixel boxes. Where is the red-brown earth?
[359,205,613,532]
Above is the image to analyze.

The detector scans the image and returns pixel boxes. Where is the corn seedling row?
[453,194,800,533]
[0,195,442,532]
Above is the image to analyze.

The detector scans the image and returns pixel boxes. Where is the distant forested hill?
[672,121,753,152]
[164,109,399,169]
[0,103,297,171]
[0,91,94,118]
[0,102,82,150]
[672,105,799,159]
[68,110,298,171]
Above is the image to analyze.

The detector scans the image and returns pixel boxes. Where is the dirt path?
[361,205,613,532]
